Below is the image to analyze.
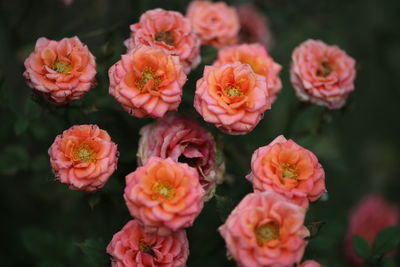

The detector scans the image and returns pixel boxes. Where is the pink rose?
[48,125,118,192]
[194,62,271,135]
[214,43,282,105]
[299,260,324,267]
[23,37,96,104]
[186,1,240,48]
[124,157,205,236]
[219,191,309,267]
[107,219,189,267]
[290,39,356,109]
[109,45,186,118]
[247,135,326,209]
[137,112,225,200]
[125,9,201,74]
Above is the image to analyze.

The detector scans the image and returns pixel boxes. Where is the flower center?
[155,31,174,46]
[255,222,280,246]
[138,241,155,257]
[226,86,243,97]
[281,163,298,180]
[73,144,96,163]
[316,60,332,77]
[136,67,161,91]
[53,60,72,74]
[151,181,175,201]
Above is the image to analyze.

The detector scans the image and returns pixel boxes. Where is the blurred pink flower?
[60,0,73,6]
[23,37,96,104]
[290,39,356,109]
[345,194,399,266]
[107,219,189,267]
[299,260,324,267]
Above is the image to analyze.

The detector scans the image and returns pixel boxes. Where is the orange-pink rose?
[125,9,201,74]
[290,39,356,109]
[124,157,205,236]
[23,37,96,104]
[214,43,282,104]
[194,62,271,135]
[48,125,118,192]
[299,260,324,267]
[247,135,326,209]
[137,112,225,200]
[109,45,186,118]
[186,1,240,48]
[107,219,189,267]
[219,191,309,267]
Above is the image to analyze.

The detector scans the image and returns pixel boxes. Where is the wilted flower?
[107,219,189,267]
[290,39,356,109]
[23,37,96,104]
[48,125,118,192]
[219,191,309,267]
[137,112,224,200]
[125,9,201,74]
[194,62,270,135]
[109,45,186,118]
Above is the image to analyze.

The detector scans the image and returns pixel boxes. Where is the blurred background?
[0,0,399,266]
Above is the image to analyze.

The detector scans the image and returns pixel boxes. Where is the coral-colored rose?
[299,260,324,267]
[219,192,309,267]
[290,39,356,109]
[247,135,326,208]
[124,157,205,236]
[106,219,189,267]
[186,1,240,48]
[214,43,282,104]
[109,45,186,118]
[23,37,96,104]
[194,62,270,135]
[137,112,225,200]
[236,4,273,50]
[125,9,200,74]
[344,194,399,266]
[48,125,118,192]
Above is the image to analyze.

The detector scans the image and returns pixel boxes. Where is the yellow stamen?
[316,60,332,77]
[136,67,161,91]
[281,163,298,180]
[151,181,175,201]
[226,86,243,97]
[53,60,72,74]
[73,144,96,163]
[255,222,280,246]
[138,241,155,257]
[155,31,174,46]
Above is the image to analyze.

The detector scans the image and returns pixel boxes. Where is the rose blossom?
[124,157,205,236]
[137,112,225,200]
[186,1,240,48]
[299,260,324,267]
[236,4,273,49]
[219,192,309,267]
[344,194,399,266]
[194,62,270,135]
[109,45,186,118]
[48,125,118,192]
[214,43,282,104]
[290,39,356,109]
[247,135,326,208]
[125,9,200,74]
[106,219,189,267]
[23,36,96,104]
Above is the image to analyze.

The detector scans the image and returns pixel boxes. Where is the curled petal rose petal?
[290,39,356,109]
[48,125,118,192]
[23,36,96,104]
[299,260,324,267]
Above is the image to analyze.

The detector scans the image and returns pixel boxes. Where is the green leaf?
[352,235,370,259]
[382,258,397,267]
[306,221,326,239]
[215,195,235,222]
[373,225,400,255]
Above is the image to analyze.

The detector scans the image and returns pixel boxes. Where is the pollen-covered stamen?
[138,241,155,257]
[316,60,332,77]
[255,222,280,246]
[152,181,176,201]
[226,86,243,97]
[53,60,72,74]
[155,31,174,46]
[136,67,161,91]
[73,144,96,163]
[281,163,298,180]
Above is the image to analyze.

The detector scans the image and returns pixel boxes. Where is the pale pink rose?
[236,4,273,50]
[194,62,271,135]
[124,157,205,236]
[109,45,186,118]
[186,1,240,48]
[106,219,189,267]
[214,43,282,104]
[219,191,309,267]
[290,39,356,109]
[125,9,201,74]
[137,112,225,200]
[247,135,326,208]
[48,125,118,192]
[345,194,399,266]
[23,37,96,104]
[299,260,324,267]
